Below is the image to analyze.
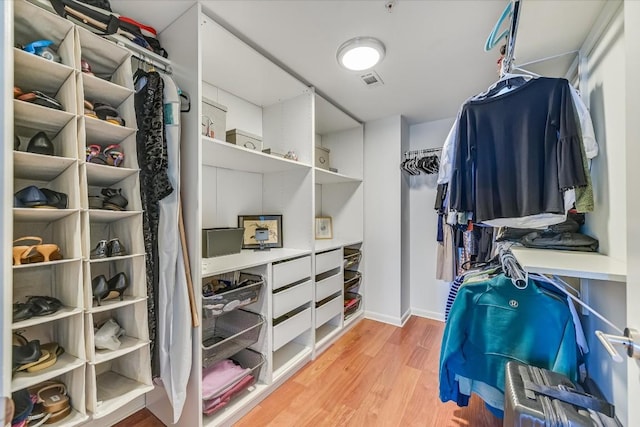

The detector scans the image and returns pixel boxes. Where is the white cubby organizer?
[143,4,365,426]
[7,0,152,424]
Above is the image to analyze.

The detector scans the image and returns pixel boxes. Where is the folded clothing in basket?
[202,358,254,415]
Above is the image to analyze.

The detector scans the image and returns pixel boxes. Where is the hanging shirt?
[449,77,587,224]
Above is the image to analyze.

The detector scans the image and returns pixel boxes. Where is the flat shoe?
[38,188,68,209]
[14,186,48,207]
[26,296,63,317]
[26,342,64,373]
[15,349,49,372]
[34,382,69,414]
[26,131,55,156]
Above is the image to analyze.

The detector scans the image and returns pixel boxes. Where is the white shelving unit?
[143,4,365,426]
[5,2,152,425]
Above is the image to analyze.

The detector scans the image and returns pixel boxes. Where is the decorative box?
[202,227,244,258]
[315,146,331,170]
[226,129,263,151]
[202,97,227,140]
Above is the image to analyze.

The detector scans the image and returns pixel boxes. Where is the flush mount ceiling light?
[336,37,386,71]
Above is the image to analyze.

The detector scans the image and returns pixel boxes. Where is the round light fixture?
[336,37,386,71]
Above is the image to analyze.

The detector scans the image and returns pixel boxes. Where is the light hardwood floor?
[117,316,501,427]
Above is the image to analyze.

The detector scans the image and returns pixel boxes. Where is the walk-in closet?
[1,0,639,426]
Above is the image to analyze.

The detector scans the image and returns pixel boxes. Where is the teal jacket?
[439,274,578,406]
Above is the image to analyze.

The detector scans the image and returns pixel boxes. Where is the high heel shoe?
[12,237,62,265]
[104,272,129,302]
[92,275,109,306]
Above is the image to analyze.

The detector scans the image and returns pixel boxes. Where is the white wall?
[408,118,455,321]
[583,9,626,262]
[400,116,411,320]
[364,115,403,325]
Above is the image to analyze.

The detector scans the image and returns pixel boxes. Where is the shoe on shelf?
[12,237,62,266]
[90,240,108,259]
[92,275,109,306]
[12,332,43,373]
[12,296,63,322]
[25,342,64,373]
[94,102,125,127]
[103,144,125,167]
[38,188,68,209]
[106,272,129,301]
[88,195,104,210]
[101,188,128,211]
[107,238,127,257]
[94,318,126,350]
[26,131,55,156]
[14,186,48,208]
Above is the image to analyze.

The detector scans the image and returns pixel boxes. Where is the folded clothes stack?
[202,359,254,416]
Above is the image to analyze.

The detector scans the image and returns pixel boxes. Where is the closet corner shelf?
[11,353,85,392]
[314,168,362,184]
[272,342,312,383]
[12,307,83,330]
[202,248,312,277]
[511,247,627,282]
[202,383,270,427]
[14,151,77,181]
[86,296,147,314]
[13,207,79,222]
[201,136,312,174]
[92,337,149,365]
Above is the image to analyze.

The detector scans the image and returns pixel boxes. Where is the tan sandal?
[26,342,64,373]
[34,382,69,414]
[12,237,62,265]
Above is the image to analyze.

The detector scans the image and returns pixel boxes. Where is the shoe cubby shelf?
[85,301,150,364]
[202,136,312,174]
[14,100,75,135]
[87,348,153,419]
[14,0,75,69]
[14,48,75,94]
[9,1,150,422]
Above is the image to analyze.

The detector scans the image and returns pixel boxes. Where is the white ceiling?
[110,0,606,125]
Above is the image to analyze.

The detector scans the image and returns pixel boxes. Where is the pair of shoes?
[84,100,125,126]
[92,272,129,306]
[13,296,63,322]
[13,237,62,266]
[14,186,67,209]
[12,333,41,373]
[90,238,126,259]
[15,131,55,156]
[86,144,124,167]
[28,381,71,424]
[16,88,63,110]
[88,188,128,211]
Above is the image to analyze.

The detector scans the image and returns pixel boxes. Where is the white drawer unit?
[272,256,311,291]
[316,271,343,301]
[316,295,343,327]
[315,249,342,275]
[273,307,312,351]
[273,280,313,318]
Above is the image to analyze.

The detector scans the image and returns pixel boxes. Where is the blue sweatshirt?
[439,274,578,408]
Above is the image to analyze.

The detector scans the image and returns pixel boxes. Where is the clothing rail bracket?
[596,328,640,363]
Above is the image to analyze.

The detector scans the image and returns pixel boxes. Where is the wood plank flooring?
[116,316,501,427]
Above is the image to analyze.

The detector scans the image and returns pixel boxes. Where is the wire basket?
[344,292,362,318]
[202,309,264,369]
[344,270,362,292]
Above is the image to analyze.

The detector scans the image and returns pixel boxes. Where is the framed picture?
[315,217,333,240]
[238,215,283,249]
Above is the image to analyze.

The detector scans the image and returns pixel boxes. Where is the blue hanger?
[485,1,512,52]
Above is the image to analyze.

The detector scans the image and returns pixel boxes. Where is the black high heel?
[105,272,129,302]
[92,275,109,306]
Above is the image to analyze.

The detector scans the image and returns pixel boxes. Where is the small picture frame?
[315,217,333,240]
[238,215,283,249]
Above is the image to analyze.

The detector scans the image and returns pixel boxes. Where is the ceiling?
[110,0,606,125]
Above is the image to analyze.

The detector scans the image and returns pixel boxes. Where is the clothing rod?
[514,49,579,68]
[132,54,172,75]
[404,148,442,155]
[104,33,173,75]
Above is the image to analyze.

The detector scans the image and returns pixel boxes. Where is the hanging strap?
[523,380,615,418]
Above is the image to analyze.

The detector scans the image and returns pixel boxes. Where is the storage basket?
[344,292,361,318]
[202,348,266,416]
[202,309,264,369]
[202,277,264,318]
[344,270,362,292]
[343,248,362,269]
